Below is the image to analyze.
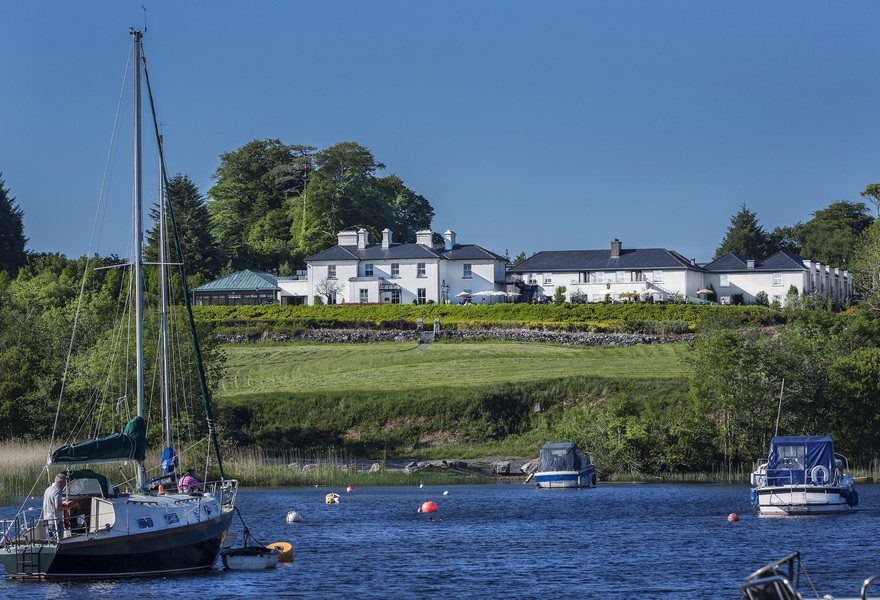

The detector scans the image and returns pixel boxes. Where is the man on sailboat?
[42,473,75,541]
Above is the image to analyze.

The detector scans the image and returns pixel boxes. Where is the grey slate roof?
[307,243,506,263]
[508,248,704,273]
[192,269,279,292]
[703,251,809,272]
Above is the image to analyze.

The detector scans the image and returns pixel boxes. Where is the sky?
[3,1,880,264]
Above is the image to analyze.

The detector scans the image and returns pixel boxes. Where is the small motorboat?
[533,442,596,489]
[220,545,280,570]
[750,435,858,515]
[741,552,879,599]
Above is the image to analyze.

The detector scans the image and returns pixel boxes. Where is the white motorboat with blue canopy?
[534,442,596,489]
[750,436,857,516]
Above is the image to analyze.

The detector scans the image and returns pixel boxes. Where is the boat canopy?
[49,416,147,465]
[766,435,834,486]
[538,442,591,472]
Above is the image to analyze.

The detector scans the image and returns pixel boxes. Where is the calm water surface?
[2,482,879,599]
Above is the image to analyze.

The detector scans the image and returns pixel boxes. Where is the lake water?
[2,482,879,599]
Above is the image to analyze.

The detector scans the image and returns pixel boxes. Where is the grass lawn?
[216,340,691,397]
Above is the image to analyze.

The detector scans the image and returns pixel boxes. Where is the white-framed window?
[417,263,426,277]
[417,288,426,304]
[616,271,626,283]
[720,296,731,305]
[594,272,605,284]
[773,273,782,286]
[633,271,644,282]
[592,294,602,302]
[527,274,537,284]
[543,273,552,285]
[391,290,400,304]
[391,263,400,278]
[720,274,730,287]
[364,263,373,277]
[463,264,472,278]
[328,265,336,279]
[652,270,663,282]
[359,289,368,303]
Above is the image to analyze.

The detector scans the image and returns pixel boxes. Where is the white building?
[508,239,852,305]
[279,228,507,305]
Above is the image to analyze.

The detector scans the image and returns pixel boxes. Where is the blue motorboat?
[534,442,596,489]
[750,435,858,515]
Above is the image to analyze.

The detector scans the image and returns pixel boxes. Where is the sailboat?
[0,28,238,579]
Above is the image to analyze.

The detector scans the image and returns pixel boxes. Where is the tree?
[713,204,770,260]
[315,278,345,304]
[208,140,314,271]
[851,221,880,312]
[290,142,434,257]
[553,285,567,304]
[792,201,873,267]
[0,175,27,275]
[146,174,221,281]
[860,183,880,217]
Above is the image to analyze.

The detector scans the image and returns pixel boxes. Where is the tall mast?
[132,27,147,491]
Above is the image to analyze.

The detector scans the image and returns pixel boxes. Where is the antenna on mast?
[774,379,785,437]
[142,5,148,33]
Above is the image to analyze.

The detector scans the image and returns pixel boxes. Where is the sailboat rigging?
[0,28,238,579]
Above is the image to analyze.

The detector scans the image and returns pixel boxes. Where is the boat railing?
[860,574,880,600]
[0,515,54,548]
[206,478,239,507]
[740,551,819,600]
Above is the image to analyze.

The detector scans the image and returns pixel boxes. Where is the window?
[773,273,782,286]
[527,274,537,285]
[463,264,472,278]
[137,517,155,529]
[391,290,400,304]
[720,274,730,288]
[364,263,373,277]
[652,270,663,282]
[633,271,644,282]
[616,271,626,283]
[417,288,427,304]
[360,289,368,303]
[543,273,552,285]
[328,265,336,279]
[594,272,605,284]
[391,263,400,278]
[592,294,602,302]
[417,263,426,277]
[164,513,180,525]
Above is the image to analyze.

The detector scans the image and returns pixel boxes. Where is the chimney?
[337,230,357,246]
[747,259,755,270]
[444,229,456,251]
[357,227,368,250]
[382,228,393,249]
[416,230,433,246]
[611,238,621,258]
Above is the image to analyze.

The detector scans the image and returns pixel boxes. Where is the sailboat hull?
[1,494,235,579]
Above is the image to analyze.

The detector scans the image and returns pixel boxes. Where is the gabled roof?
[703,251,809,272]
[307,242,506,263]
[192,269,279,292]
[508,248,704,273]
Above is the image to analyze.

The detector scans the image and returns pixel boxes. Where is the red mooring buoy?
[346,486,354,493]
[728,513,740,522]
[420,501,438,513]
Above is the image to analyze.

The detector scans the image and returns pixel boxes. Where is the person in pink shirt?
[177,469,203,493]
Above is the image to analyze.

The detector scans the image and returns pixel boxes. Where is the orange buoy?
[420,501,438,513]
[347,486,354,493]
[157,485,165,494]
[728,513,740,522]
[267,541,294,563]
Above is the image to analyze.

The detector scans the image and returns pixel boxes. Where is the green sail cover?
[50,416,147,464]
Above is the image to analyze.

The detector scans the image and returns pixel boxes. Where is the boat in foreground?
[534,442,596,489]
[750,436,858,516]
[0,28,238,580]
[741,552,879,600]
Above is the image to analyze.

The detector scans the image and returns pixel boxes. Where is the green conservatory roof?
[192,270,279,292]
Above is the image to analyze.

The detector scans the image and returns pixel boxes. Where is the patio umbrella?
[696,289,713,295]
[506,291,521,297]
[455,292,472,298]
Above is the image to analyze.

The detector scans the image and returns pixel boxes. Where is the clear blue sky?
[3,1,879,263]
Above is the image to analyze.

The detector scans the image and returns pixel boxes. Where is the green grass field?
[216,340,691,397]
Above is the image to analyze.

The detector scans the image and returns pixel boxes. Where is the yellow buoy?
[267,541,293,563]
